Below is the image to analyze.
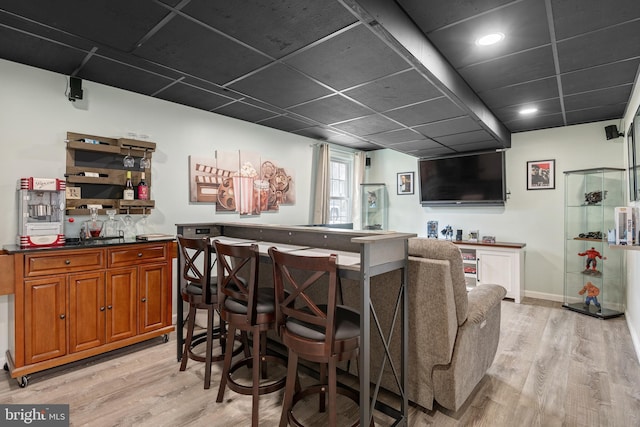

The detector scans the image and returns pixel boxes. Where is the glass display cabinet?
[563,168,625,319]
[361,183,387,230]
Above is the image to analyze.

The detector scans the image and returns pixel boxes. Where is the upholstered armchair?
[340,237,506,412]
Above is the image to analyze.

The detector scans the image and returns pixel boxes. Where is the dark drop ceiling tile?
[288,95,371,125]
[447,140,504,152]
[434,130,497,147]
[557,20,640,73]
[213,100,278,123]
[365,129,427,145]
[565,104,627,126]
[493,98,563,123]
[0,0,173,52]
[410,146,457,159]
[258,115,313,132]
[154,81,235,111]
[0,26,87,76]
[564,85,632,112]
[396,0,514,33]
[385,97,465,127]
[182,0,357,59]
[561,59,640,95]
[458,46,556,91]
[551,0,640,40]
[386,139,439,151]
[414,116,482,138]
[285,24,410,91]
[427,0,550,69]
[505,113,565,132]
[78,56,173,96]
[228,63,332,108]
[344,70,442,112]
[332,114,402,136]
[134,15,270,84]
[478,77,559,109]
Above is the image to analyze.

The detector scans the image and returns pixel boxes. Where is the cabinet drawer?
[25,250,105,277]
[108,244,167,267]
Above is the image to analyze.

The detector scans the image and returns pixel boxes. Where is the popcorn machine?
[17,177,66,247]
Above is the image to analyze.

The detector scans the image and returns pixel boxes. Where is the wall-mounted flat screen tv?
[418,151,506,206]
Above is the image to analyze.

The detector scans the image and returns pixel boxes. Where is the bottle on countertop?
[123,171,134,200]
[137,172,148,200]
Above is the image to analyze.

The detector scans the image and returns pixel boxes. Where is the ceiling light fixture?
[519,107,538,115]
[475,32,505,46]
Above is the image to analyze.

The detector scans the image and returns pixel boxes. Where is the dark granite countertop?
[4,236,175,254]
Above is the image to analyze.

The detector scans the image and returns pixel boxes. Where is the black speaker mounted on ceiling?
[68,76,83,102]
[604,124,623,140]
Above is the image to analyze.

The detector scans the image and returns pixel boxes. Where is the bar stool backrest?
[177,235,215,304]
[269,248,339,356]
[213,241,260,325]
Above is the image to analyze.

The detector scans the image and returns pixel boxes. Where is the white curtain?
[312,143,330,224]
[352,151,366,229]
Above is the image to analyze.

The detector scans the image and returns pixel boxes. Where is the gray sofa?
[339,237,506,411]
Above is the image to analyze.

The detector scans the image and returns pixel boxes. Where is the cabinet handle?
[100,306,105,311]
[141,297,147,303]
[65,259,71,265]
[59,314,65,319]
[107,305,112,310]
[137,252,143,257]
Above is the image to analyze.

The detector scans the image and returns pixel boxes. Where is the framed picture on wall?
[527,159,555,190]
[397,172,414,195]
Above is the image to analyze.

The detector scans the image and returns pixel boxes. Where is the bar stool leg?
[260,333,268,379]
[251,326,261,427]
[180,305,197,371]
[319,363,327,413]
[204,305,214,389]
[280,349,298,427]
[217,324,237,403]
[328,358,337,426]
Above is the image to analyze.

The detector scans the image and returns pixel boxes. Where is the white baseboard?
[627,313,640,364]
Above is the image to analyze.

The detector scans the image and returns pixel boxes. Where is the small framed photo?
[397,172,414,195]
[469,230,479,242]
[527,159,555,190]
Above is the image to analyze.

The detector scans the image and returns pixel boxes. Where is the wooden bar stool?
[269,248,371,427]
[177,235,226,389]
[213,240,286,427]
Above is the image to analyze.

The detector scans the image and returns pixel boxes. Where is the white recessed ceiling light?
[475,32,505,46]
[519,107,538,115]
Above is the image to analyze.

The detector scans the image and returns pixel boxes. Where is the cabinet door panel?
[138,263,168,333]
[106,268,137,342]
[69,272,105,353]
[25,276,66,364]
[477,251,513,294]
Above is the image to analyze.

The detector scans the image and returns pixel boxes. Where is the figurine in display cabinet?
[578,247,606,275]
[578,281,602,312]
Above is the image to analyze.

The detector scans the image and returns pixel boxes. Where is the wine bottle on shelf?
[123,171,134,200]
[137,172,149,200]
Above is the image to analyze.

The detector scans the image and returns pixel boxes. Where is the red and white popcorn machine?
[17,177,66,247]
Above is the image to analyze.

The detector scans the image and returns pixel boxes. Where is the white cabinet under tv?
[455,241,526,303]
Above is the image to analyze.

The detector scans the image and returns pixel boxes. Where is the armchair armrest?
[466,284,506,324]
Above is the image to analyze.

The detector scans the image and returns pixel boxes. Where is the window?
[329,152,353,224]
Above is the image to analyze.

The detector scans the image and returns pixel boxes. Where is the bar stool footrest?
[226,354,287,396]
[287,384,371,427]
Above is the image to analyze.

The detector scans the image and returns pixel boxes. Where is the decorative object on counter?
[577,231,603,240]
[614,206,634,245]
[456,229,463,241]
[468,230,479,242]
[103,209,120,238]
[578,247,606,276]
[427,220,438,238]
[84,207,103,238]
[137,172,149,200]
[527,159,555,190]
[123,171,134,200]
[397,171,414,195]
[578,281,601,313]
[482,235,496,244]
[584,190,607,205]
[440,225,453,240]
[17,177,66,247]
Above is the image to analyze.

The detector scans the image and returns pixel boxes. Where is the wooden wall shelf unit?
[3,240,174,387]
[65,132,155,215]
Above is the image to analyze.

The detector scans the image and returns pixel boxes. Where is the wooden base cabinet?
[5,241,173,387]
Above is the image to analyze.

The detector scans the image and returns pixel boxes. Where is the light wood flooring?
[2,298,640,426]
